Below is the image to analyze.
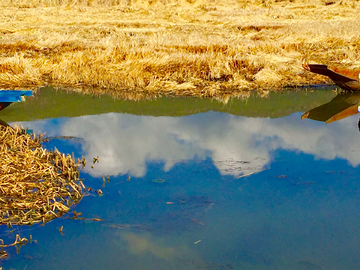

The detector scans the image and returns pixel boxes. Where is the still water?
[1,87,360,270]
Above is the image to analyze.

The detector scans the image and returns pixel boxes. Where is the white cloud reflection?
[15,111,360,178]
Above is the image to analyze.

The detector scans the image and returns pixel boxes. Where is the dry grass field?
[1,0,360,100]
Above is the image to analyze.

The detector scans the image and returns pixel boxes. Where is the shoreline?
[0,0,359,100]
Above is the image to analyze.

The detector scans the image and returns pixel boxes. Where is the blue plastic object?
[0,90,33,102]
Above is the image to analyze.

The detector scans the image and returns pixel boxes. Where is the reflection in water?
[19,109,360,177]
[4,92,360,270]
[0,118,9,127]
[123,232,176,261]
[302,92,360,127]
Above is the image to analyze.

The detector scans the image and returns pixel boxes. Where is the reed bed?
[1,0,360,100]
[0,125,84,227]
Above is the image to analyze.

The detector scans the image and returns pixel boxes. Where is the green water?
[0,86,336,121]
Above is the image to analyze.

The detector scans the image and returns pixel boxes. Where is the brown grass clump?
[1,0,360,100]
[0,125,84,227]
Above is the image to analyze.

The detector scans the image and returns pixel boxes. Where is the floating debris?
[59,226,64,235]
[236,169,264,179]
[102,176,106,188]
[152,179,165,183]
[81,156,86,168]
[0,234,29,259]
[0,125,85,227]
[191,218,204,226]
[72,210,82,218]
[92,156,99,164]
[67,210,103,222]
[69,216,104,222]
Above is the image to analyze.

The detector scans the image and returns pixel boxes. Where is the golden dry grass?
[1,0,360,100]
[0,125,84,227]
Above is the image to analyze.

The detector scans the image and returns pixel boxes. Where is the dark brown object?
[0,102,10,111]
[303,63,360,91]
[301,92,360,123]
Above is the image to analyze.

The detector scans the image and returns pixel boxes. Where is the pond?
[1,87,360,270]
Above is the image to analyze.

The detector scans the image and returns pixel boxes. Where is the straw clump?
[1,0,360,101]
[0,125,84,227]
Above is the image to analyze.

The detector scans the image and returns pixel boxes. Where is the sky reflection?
[14,110,360,179]
[5,95,360,270]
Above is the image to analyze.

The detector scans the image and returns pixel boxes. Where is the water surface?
[1,87,360,270]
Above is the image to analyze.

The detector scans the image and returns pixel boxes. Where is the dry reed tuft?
[0,125,84,227]
[1,0,360,100]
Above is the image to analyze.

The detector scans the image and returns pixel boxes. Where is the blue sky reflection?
[14,111,360,179]
[5,110,360,270]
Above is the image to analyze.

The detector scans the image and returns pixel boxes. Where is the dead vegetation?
[0,125,84,227]
[1,0,360,100]
[0,124,85,258]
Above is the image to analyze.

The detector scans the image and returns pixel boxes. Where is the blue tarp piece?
[0,90,33,102]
